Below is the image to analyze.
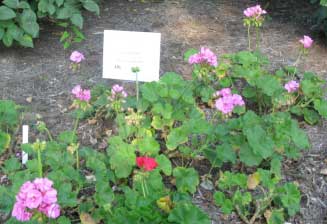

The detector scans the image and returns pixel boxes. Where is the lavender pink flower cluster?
[214,88,245,114]
[12,178,60,221]
[243,5,267,18]
[72,85,91,102]
[299,35,313,49]
[70,51,85,63]
[188,47,218,67]
[284,80,300,93]
[110,84,128,100]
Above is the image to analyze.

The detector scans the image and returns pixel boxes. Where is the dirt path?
[0,0,326,223]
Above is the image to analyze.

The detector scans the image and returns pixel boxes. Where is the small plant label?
[22,125,28,164]
[103,30,161,82]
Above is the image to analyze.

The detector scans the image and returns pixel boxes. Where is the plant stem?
[255,26,260,51]
[141,178,146,197]
[76,146,80,169]
[235,205,250,224]
[256,88,263,114]
[45,128,53,142]
[144,179,149,195]
[300,98,314,108]
[293,50,303,67]
[247,25,251,51]
[136,72,139,104]
[37,149,43,177]
[73,116,80,169]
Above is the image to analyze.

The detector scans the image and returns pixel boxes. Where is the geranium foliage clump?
[1,4,326,224]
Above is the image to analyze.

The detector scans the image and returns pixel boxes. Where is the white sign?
[22,125,28,164]
[103,30,161,82]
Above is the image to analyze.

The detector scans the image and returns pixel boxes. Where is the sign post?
[22,125,28,164]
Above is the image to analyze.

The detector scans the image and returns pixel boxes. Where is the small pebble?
[320,168,327,176]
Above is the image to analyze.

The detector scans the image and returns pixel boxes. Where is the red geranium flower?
[136,156,158,171]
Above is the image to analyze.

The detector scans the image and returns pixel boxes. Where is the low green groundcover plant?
[0,0,100,48]
[1,4,326,224]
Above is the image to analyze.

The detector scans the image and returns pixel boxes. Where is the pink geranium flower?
[12,178,60,221]
[71,85,91,102]
[213,88,245,114]
[44,203,61,219]
[284,80,300,93]
[110,84,128,101]
[12,203,32,222]
[70,51,85,63]
[299,35,313,49]
[244,5,267,18]
[189,47,218,67]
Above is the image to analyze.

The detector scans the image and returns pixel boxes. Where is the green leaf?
[0,131,11,154]
[0,186,15,213]
[0,100,19,129]
[55,0,64,7]
[56,7,72,19]
[57,216,72,224]
[141,82,159,103]
[239,144,263,166]
[137,136,160,155]
[301,79,321,98]
[314,99,327,118]
[3,0,19,9]
[242,86,256,98]
[63,41,70,49]
[290,120,310,149]
[303,108,320,125]
[275,183,301,216]
[60,31,70,42]
[232,190,252,206]
[218,171,247,190]
[95,180,114,207]
[3,31,13,47]
[20,9,39,37]
[48,3,55,14]
[57,183,78,207]
[156,154,172,175]
[58,131,77,144]
[257,169,279,189]
[270,156,282,177]
[70,13,83,29]
[256,75,282,96]
[213,191,233,214]
[38,0,49,13]
[321,0,327,6]
[108,137,136,178]
[173,167,199,194]
[244,125,275,159]
[216,143,236,164]
[18,1,31,9]
[166,126,189,150]
[168,203,211,224]
[7,24,23,40]
[268,210,285,224]
[3,157,21,172]
[0,27,4,39]
[25,159,39,174]
[0,6,16,20]
[82,0,100,15]
[18,34,34,48]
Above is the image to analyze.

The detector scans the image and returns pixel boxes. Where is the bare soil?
[0,0,326,223]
